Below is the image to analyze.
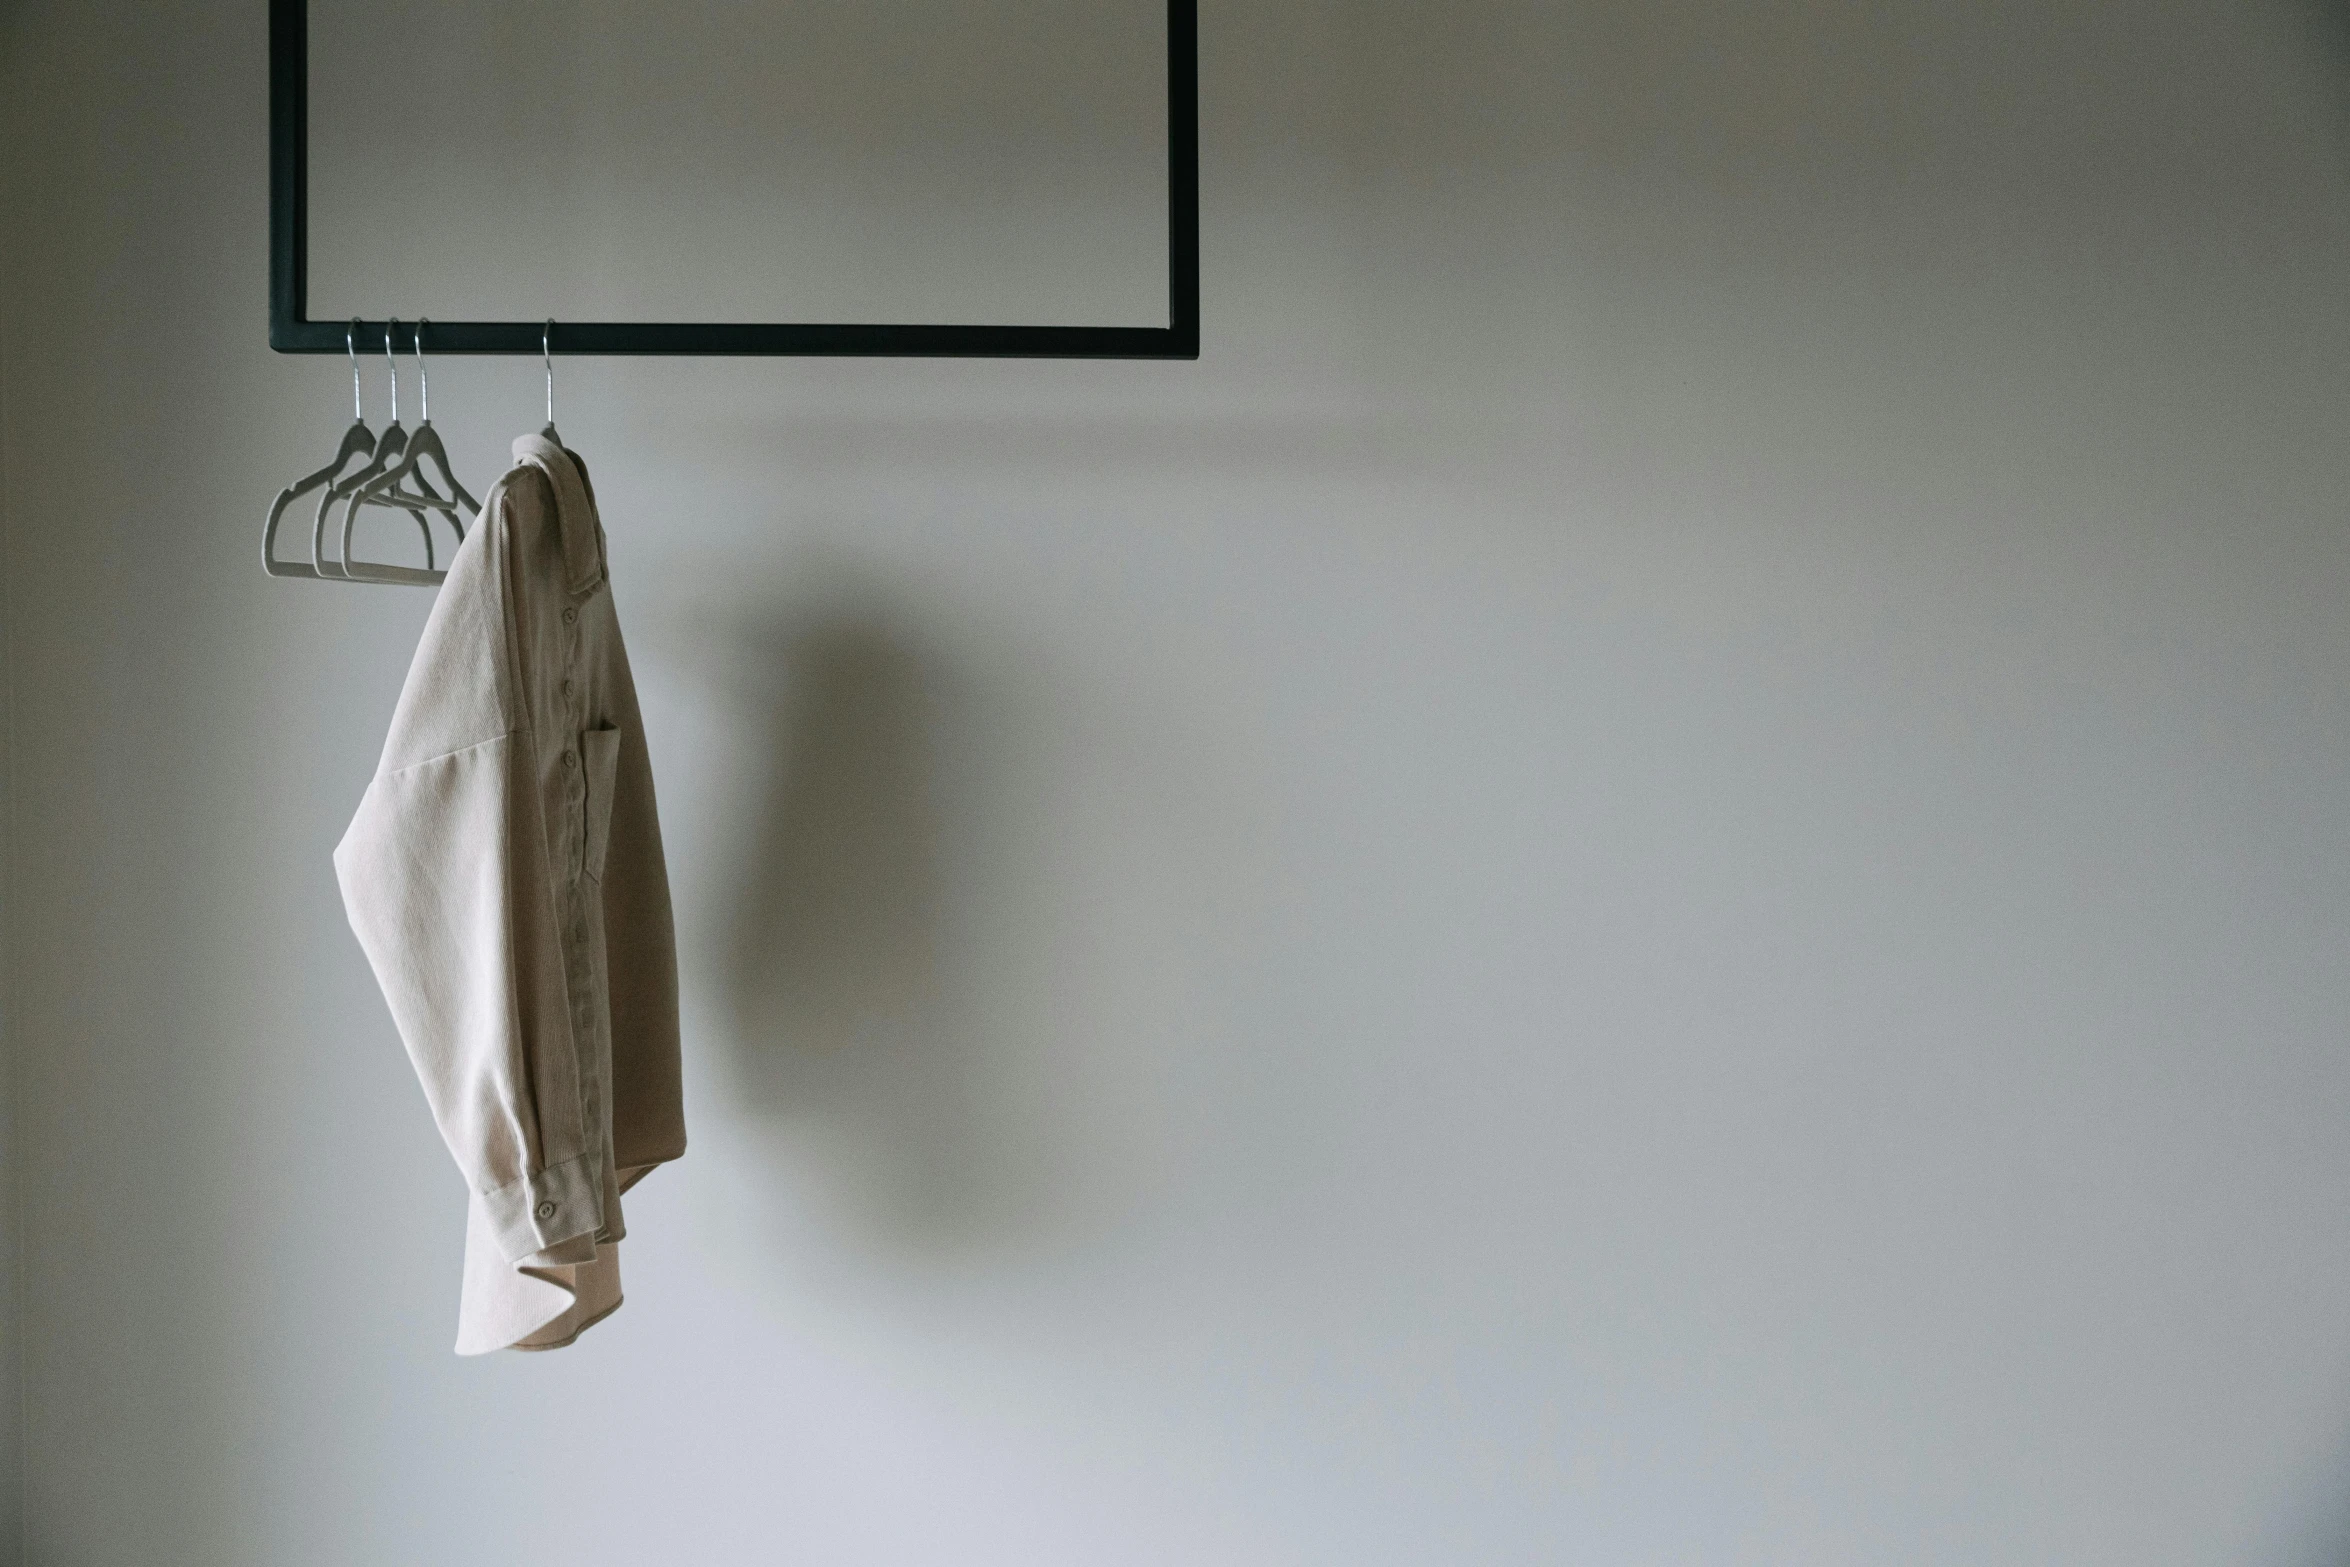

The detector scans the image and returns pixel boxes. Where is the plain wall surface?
[303,0,1171,324]
[7,2,2350,1563]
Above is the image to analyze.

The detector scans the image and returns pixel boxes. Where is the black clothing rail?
[268,0,1199,360]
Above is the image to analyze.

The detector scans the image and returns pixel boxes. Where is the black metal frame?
[269,0,1198,359]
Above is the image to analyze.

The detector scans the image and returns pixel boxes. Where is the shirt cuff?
[480,1153,604,1263]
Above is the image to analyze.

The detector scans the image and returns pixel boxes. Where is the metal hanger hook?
[543,318,556,429]
[415,318,431,423]
[384,315,401,425]
[347,319,364,421]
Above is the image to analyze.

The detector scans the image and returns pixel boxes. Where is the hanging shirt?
[335,433,685,1354]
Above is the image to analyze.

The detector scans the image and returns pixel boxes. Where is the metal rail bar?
[268,0,1199,360]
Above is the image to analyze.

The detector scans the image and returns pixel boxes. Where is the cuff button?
[535,1200,558,1221]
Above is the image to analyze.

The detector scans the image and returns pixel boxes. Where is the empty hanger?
[351,318,477,522]
[261,321,379,580]
[312,318,438,581]
[340,319,474,586]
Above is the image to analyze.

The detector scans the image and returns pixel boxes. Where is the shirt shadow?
[702,605,1096,1260]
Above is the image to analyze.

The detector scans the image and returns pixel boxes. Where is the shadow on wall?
[725,622,944,1078]
[704,601,1112,1261]
[2285,1417,2350,1567]
[651,547,1264,1273]
[717,616,972,1244]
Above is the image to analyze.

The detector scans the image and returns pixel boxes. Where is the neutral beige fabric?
[335,434,685,1354]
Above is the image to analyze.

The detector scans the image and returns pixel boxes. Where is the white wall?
[8,2,2350,1563]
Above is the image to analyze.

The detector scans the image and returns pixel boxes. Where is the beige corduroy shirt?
[335,433,685,1354]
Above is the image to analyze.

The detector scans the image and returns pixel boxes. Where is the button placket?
[552,593,598,1106]
[548,582,611,1241]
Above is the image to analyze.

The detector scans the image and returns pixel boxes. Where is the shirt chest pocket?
[580,726,623,883]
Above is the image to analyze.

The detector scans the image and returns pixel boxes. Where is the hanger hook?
[543,318,556,430]
[415,317,431,424]
[384,316,401,426]
[347,318,363,421]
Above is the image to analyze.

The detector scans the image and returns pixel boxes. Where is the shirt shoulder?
[368,474,538,776]
[484,463,568,583]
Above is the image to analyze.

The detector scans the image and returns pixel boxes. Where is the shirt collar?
[511,432,605,594]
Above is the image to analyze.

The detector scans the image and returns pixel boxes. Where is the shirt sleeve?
[334,478,606,1265]
[335,729,603,1263]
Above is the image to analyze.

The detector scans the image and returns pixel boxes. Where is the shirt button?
[561,751,576,768]
[535,1200,557,1221]
[562,607,578,625]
